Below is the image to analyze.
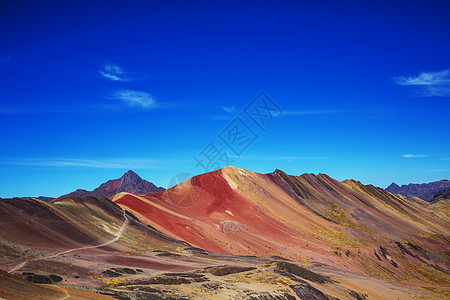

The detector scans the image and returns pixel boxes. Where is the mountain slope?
[112,166,450,288]
[56,170,164,200]
[1,168,449,299]
[433,189,450,201]
[386,179,450,201]
[0,195,201,297]
[0,196,185,254]
[1,196,381,300]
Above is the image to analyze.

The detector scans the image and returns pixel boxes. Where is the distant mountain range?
[386,179,450,202]
[55,170,164,200]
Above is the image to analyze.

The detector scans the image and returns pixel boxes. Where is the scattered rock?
[389,260,398,268]
[184,247,209,255]
[102,270,122,277]
[125,210,141,223]
[349,290,368,300]
[49,274,63,282]
[246,291,297,300]
[274,262,330,284]
[290,283,336,300]
[379,246,389,259]
[205,265,256,276]
[395,241,415,257]
[116,272,208,286]
[112,268,137,274]
[374,250,382,261]
[155,251,181,257]
[201,282,221,290]
[164,272,208,282]
[25,274,52,284]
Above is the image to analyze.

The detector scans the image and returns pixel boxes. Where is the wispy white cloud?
[210,105,237,120]
[402,154,429,158]
[112,89,156,109]
[0,158,166,169]
[99,62,131,81]
[395,69,450,85]
[394,69,450,97]
[210,108,349,121]
[222,106,235,114]
[0,56,11,63]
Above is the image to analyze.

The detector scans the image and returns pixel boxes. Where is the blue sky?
[1,0,449,197]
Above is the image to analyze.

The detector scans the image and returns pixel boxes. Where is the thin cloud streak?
[394,69,450,97]
[209,105,236,120]
[99,62,132,81]
[1,99,191,114]
[402,154,429,158]
[222,106,235,114]
[112,89,156,109]
[210,109,351,121]
[0,158,167,169]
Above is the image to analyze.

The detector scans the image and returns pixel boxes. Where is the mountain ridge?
[386,179,450,201]
[1,166,449,299]
[112,166,449,289]
[55,170,165,201]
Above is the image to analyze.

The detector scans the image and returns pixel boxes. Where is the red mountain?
[56,170,164,200]
[112,166,449,288]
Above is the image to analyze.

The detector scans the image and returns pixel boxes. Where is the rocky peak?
[386,183,401,194]
[120,170,142,184]
[56,170,164,200]
[118,170,147,193]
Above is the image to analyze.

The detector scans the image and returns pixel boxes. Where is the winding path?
[8,211,129,273]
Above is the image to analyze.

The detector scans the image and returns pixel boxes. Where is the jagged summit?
[122,170,141,179]
[119,170,143,188]
[386,179,450,201]
[386,182,401,193]
[56,170,164,200]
